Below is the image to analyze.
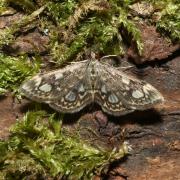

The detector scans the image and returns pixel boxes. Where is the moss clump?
[6,0,36,12]
[0,53,39,95]
[0,5,47,48]
[0,1,179,178]
[153,0,180,41]
[1,0,179,65]
[0,0,7,15]
[47,0,143,63]
[0,111,129,179]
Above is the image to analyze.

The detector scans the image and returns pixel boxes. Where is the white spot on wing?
[65,91,76,102]
[101,85,107,94]
[108,94,119,104]
[39,84,52,92]
[22,83,31,91]
[78,84,85,93]
[122,77,130,85]
[57,87,61,91]
[34,78,41,86]
[132,90,144,98]
[143,84,164,101]
[125,86,130,91]
[143,84,155,92]
[55,73,63,80]
[22,78,42,91]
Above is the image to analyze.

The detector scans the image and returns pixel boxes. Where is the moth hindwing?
[20,59,164,116]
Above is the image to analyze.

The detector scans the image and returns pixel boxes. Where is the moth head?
[90,52,96,59]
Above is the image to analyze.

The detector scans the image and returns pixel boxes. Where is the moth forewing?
[97,61,164,108]
[20,61,88,102]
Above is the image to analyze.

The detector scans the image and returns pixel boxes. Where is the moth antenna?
[100,54,119,60]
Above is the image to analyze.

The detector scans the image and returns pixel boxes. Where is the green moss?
[0,5,47,48]
[0,0,7,15]
[0,111,129,179]
[0,53,40,95]
[1,1,179,179]
[6,0,36,12]
[155,0,180,41]
[48,0,143,63]
[1,0,178,65]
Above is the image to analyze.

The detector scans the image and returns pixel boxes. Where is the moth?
[20,58,164,116]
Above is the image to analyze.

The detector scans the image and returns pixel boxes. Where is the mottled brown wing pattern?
[20,61,87,102]
[94,61,164,115]
[94,79,134,116]
[20,59,164,116]
[20,61,94,112]
[49,79,93,113]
